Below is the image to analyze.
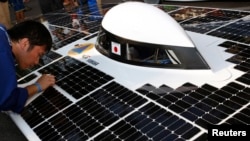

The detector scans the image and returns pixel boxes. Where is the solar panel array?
[38,56,114,99]
[16,3,250,141]
[181,10,250,34]
[43,4,113,50]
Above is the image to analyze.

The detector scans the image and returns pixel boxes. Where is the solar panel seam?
[180,9,249,34]
[133,92,201,139]
[18,73,38,84]
[73,81,149,140]
[55,112,86,138]
[93,102,202,141]
[206,19,243,36]
[218,101,250,125]
[87,103,151,141]
[22,94,74,130]
[47,113,81,140]
[136,82,249,132]
[136,85,208,134]
[236,74,250,86]
[240,105,250,117]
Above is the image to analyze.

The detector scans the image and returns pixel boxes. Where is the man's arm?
[25,74,56,98]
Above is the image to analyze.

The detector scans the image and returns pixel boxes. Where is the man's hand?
[36,74,56,91]
[26,74,56,97]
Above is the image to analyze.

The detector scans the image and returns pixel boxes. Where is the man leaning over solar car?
[0,20,56,113]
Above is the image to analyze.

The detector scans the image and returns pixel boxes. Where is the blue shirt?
[0,24,28,113]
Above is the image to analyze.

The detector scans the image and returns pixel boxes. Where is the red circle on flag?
[114,46,118,52]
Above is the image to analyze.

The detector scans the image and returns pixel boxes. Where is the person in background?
[63,0,78,11]
[23,0,32,12]
[0,0,12,29]
[0,20,56,113]
[38,0,64,14]
[8,0,25,23]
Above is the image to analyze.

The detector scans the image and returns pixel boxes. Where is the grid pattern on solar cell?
[94,102,201,141]
[44,4,106,50]
[218,41,250,85]
[225,104,250,124]
[18,73,37,84]
[38,56,86,80]
[136,82,250,128]
[236,73,250,85]
[207,18,250,44]
[180,10,250,34]
[22,81,148,141]
[21,87,72,128]
[49,22,100,50]
[16,51,62,80]
[53,32,87,50]
[49,23,88,50]
[56,66,114,99]
[44,4,103,27]
[47,15,72,27]
[38,56,114,99]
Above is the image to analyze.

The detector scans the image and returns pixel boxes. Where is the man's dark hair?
[7,20,53,52]
[0,0,8,2]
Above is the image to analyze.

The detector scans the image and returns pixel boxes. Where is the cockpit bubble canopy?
[96,1,209,69]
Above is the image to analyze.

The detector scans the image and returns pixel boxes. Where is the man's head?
[7,20,53,69]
